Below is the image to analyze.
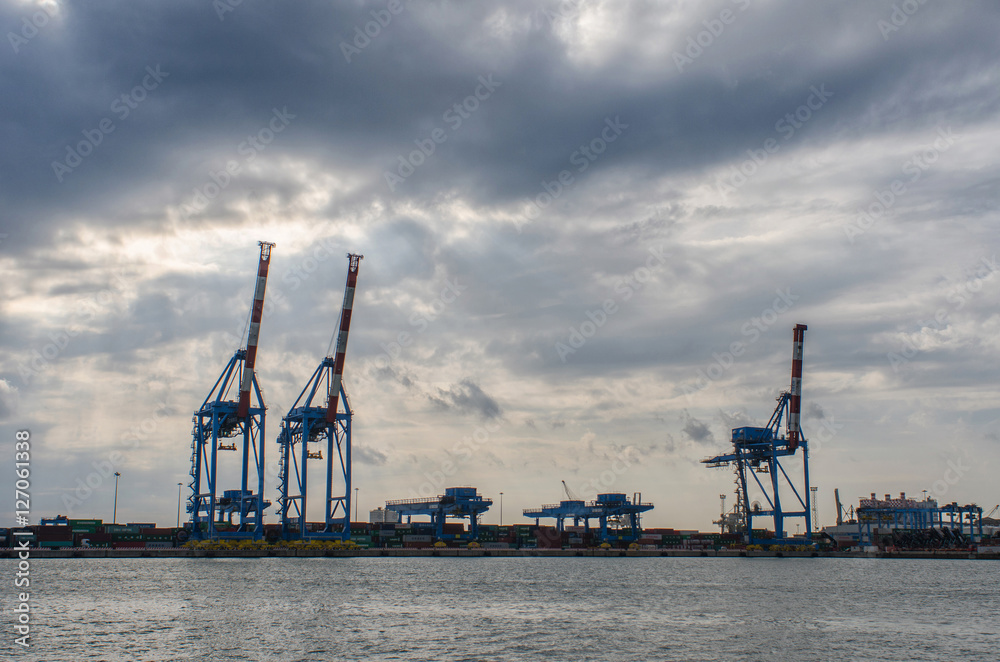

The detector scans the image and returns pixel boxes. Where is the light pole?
[113,472,121,524]
[499,492,504,527]
[176,482,183,528]
[354,487,359,523]
[810,486,819,532]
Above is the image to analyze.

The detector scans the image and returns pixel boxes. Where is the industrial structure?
[856,492,983,548]
[702,324,813,545]
[162,250,999,552]
[277,254,363,540]
[523,490,653,543]
[385,487,492,540]
[187,241,275,540]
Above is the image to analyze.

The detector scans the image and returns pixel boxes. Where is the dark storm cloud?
[806,402,826,420]
[3,1,1000,527]
[3,1,999,249]
[429,378,502,420]
[681,410,713,443]
[354,444,388,466]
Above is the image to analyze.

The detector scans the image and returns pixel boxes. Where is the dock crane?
[702,324,813,545]
[523,482,653,544]
[277,253,363,540]
[188,241,275,540]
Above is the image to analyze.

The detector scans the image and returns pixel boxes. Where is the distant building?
[369,507,400,524]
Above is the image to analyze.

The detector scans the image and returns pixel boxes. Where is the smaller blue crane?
[385,487,492,541]
[523,482,653,544]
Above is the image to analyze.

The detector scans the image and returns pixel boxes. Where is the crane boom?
[787,323,807,450]
[237,241,275,418]
[325,253,364,423]
[562,480,581,501]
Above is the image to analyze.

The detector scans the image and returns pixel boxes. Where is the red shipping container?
[35,529,74,542]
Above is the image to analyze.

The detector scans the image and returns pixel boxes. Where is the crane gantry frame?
[277,253,363,540]
[188,241,275,540]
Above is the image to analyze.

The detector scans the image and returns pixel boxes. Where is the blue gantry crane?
[188,241,275,540]
[277,254,363,540]
[385,487,492,540]
[523,484,653,543]
[702,324,812,545]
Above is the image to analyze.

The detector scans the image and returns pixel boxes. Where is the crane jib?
[325,253,363,423]
[237,241,275,418]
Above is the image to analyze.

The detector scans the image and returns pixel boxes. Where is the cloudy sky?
[2,0,998,532]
